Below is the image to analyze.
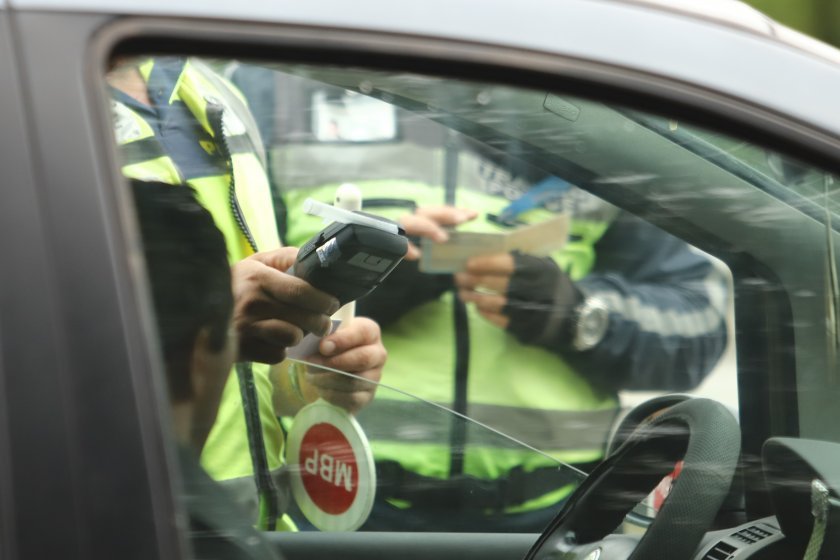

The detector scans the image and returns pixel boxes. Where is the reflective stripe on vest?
[357,399,619,452]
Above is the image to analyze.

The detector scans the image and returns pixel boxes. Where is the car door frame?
[3,9,185,560]
[96,14,840,517]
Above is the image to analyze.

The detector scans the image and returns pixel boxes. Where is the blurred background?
[745,0,840,47]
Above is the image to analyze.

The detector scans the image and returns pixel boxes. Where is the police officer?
[107,57,387,530]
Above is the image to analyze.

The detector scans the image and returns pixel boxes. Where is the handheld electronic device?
[291,198,408,306]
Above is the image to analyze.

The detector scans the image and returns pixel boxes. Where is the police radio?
[290,197,408,306]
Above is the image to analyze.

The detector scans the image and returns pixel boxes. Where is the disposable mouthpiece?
[334,183,362,212]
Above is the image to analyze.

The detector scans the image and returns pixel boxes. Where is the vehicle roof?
[0,0,799,37]
[9,0,840,142]
[2,0,826,50]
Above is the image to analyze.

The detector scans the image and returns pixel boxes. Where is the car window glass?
[263,65,739,532]
[106,55,840,545]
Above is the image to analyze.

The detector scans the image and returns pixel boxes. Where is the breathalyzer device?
[291,198,408,306]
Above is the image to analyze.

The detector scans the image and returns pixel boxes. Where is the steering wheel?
[525,398,741,560]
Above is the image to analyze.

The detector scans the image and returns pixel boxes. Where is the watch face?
[574,299,610,351]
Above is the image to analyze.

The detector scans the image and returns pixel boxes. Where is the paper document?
[419,214,570,273]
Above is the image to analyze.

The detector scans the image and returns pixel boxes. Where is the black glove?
[503,251,583,348]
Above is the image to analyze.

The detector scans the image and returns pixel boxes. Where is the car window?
[266,65,738,408]
[106,54,840,547]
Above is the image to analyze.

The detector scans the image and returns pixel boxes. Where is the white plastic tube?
[302,197,398,235]
[330,184,362,322]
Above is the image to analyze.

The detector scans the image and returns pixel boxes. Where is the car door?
[0,7,184,560]
[7,3,840,560]
[0,6,163,560]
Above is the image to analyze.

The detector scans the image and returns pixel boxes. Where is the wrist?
[567,295,611,352]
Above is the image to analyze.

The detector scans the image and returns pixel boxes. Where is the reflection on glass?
[311,88,398,142]
[284,360,582,533]
[267,64,735,533]
[109,57,774,542]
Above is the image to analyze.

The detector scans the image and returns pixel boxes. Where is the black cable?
[444,131,470,481]
[209,104,278,529]
[208,104,259,253]
[236,363,279,530]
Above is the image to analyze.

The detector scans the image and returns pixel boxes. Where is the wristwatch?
[571,296,610,351]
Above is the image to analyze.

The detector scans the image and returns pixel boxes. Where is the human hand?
[456,251,582,342]
[302,317,386,413]
[231,247,340,364]
[400,206,478,260]
[454,253,515,328]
